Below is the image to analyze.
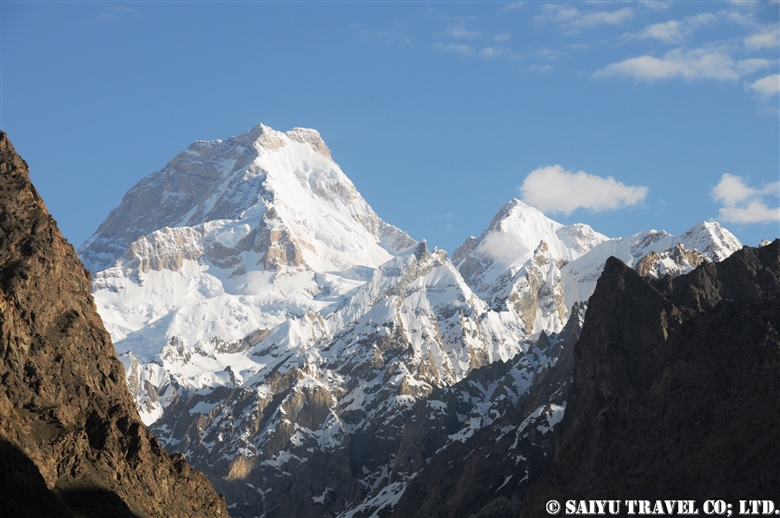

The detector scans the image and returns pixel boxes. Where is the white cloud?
[636,20,685,44]
[566,42,591,51]
[729,0,761,10]
[627,13,717,44]
[536,3,634,30]
[100,5,142,22]
[718,201,780,224]
[639,1,672,11]
[494,33,512,42]
[578,8,634,28]
[736,58,774,76]
[686,12,719,28]
[480,46,509,58]
[434,42,476,56]
[534,48,560,60]
[725,10,758,27]
[745,74,780,97]
[436,36,518,60]
[744,25,780,50]
[350,24,413,45]
[712,173,758,206]
[529,64,554,74]
[519,165,648,215]
[712,174,780,224]
[502,2,524,12]
[594,46,771,82]
[447,26,481,39]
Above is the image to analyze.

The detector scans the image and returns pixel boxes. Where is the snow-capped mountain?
[560,220,742,311]
[452,199,608,336]
[451,199,741,338]
[79,123,743,517]
[81,124,415,360]
[81,124,413,274]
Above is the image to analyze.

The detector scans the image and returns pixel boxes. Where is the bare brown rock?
[125,226,205,273]
[0,132,227,517]
[634,243,705,279]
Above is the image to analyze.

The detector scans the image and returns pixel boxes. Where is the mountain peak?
[286,127,332,159]
[228,122,282,149]
[488,198,551,232]
[225,123,333,159]
[79,124,413,273]
[413,239,431,260]
[678,220,742,261]
[456,198,604,277]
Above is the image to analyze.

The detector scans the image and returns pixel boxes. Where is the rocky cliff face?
[0,132,227,517]
[521,240,780,515]
[389,303,585,518]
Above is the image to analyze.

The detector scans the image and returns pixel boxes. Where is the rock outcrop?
[0,132,227,517]
[390,303,585,518]
[521,240,780,515]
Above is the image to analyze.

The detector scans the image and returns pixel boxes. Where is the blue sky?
[3,1,779,254]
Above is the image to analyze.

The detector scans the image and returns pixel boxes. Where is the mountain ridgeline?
[520,239,780,515]
[74,123,753,517]
[0,132,227,516]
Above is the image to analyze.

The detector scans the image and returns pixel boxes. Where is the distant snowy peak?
[79,123,414,273]
[451,200,741,336]
[676,221,742,262]
[449,200,608,337]
[452,199,607,299]
[565,221,741,276]
[560,221,743,311]
[634,243,705,279]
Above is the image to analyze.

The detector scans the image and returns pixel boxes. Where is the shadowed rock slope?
[390,305,583,518]
[521,240,780,516]
[0,132,227,517]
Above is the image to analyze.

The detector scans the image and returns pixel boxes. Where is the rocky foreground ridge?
[0,132,226,517]
[521,239,780,515]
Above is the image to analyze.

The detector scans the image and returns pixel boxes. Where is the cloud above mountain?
[745,73,780,97]
[712,173,780,224]
[519,165,648,215]
[623,12,717,44]
[593,45,771,82]
[535,3,634,31]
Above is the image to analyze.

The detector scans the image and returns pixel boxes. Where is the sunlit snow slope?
[81,124,415,361]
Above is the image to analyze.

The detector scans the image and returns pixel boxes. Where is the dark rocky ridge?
[0,132,227,517]
[521,241,780,515]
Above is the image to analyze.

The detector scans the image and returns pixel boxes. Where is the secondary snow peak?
[452,198,608,307]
